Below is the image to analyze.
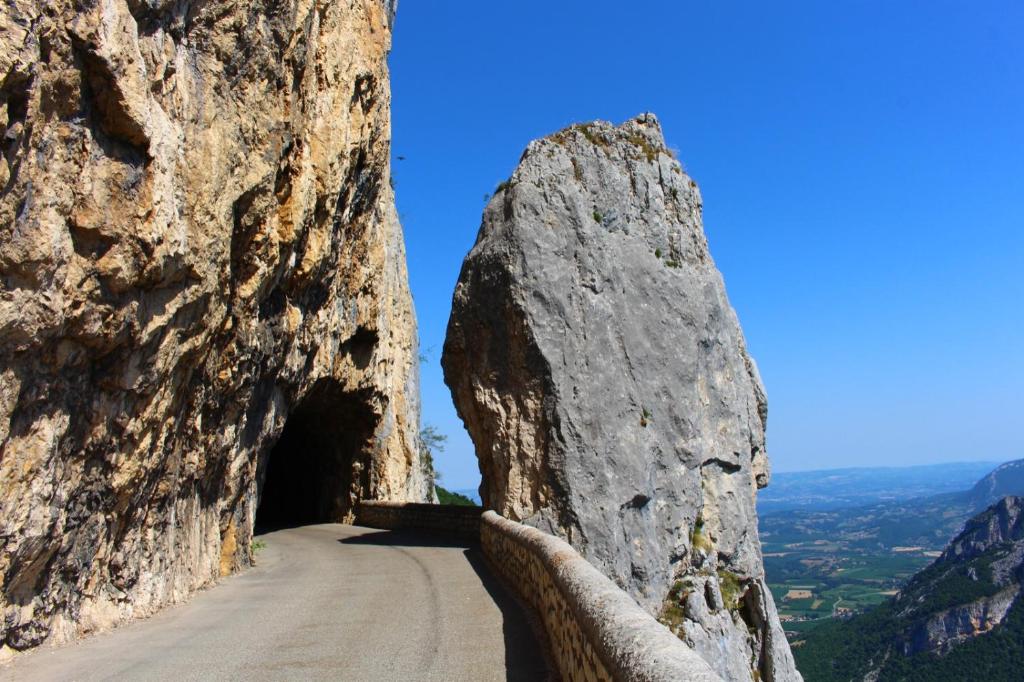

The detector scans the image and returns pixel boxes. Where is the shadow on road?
[337,529,555,681]
[337,528,473,548]
[463,548,556,682]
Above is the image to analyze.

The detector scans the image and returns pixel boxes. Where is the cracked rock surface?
[0,0,426,653]
[443,114,800,681]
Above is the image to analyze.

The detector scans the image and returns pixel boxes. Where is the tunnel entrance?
[255,380,379,528]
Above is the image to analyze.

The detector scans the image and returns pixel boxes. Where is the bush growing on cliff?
[624,130,661,163]
[660,579,690,632]
[691,517,713,553]
[717,569,743,610]
[640,406,652,427]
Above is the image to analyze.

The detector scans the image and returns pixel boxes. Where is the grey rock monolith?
[443,114,800,681]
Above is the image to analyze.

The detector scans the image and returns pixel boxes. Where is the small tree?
[419,424,447,484]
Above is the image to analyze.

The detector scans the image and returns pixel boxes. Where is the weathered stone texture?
[443,115,800,680]
[481,510,721,682]
[0,0,426,652]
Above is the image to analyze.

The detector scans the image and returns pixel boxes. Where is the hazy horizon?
[766,458,1008,476]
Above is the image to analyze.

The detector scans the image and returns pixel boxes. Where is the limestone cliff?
[443,115,800,681]
[0,0,427,653]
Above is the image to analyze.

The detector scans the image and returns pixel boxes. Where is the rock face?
[443,114,799,681]
[940,495,1024,566]
[905,586,1018,656]
[0,0,427,653]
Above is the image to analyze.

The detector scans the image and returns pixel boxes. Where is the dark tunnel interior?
[255,380,378,528]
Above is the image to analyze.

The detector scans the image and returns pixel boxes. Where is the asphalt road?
[1,524,549,681]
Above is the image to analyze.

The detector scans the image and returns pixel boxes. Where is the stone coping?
[481,511,722,682]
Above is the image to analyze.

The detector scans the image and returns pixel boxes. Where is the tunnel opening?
[255,380,379,529]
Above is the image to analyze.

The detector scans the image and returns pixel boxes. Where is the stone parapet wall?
[355,500,482,540]
[480,511,722,682]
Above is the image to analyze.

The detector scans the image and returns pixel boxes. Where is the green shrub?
[691,517,713,553]
[419,424,447,485]
[718,569,744,610]
[660,579,692,630]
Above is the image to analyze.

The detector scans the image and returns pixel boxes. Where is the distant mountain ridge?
[968,459,1024,509]
[761,459,1024,555]
[794,497,1024,681]
[758,461,999,514]
[760,458,1024,645]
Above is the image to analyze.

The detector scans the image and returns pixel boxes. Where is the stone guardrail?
[480,511,722,682]
[354,500,482,540]
[353,501,722,682]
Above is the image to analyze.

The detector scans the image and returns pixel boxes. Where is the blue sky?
[390,1,1024,489]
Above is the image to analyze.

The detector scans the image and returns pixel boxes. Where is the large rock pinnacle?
[443,114,801,681]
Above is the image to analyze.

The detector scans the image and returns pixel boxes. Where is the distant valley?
[760,459,1023,637]
[794,495,1024,680]
[758,461,999,514]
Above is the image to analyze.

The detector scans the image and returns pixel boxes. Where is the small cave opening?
[255,380,379,529]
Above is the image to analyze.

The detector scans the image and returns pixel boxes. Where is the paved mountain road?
[1,524,549,681]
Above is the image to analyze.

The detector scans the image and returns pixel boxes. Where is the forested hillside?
[794,497,1024,681]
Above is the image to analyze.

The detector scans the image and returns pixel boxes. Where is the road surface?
[1,524,549,681]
